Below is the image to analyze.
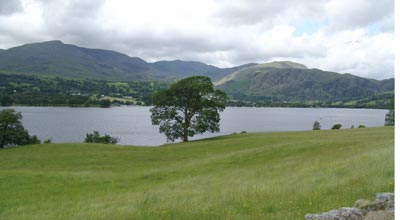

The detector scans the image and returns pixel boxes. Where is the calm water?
[0,106,388,146]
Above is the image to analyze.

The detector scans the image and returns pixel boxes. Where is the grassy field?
[0,127,394,220]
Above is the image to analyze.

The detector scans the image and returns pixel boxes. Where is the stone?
[363,210,394,220]
[305,207,364,220]
[375,193,394,202]
[305,193,394,220]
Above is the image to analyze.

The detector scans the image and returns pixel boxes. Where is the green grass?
[0,127,394,220]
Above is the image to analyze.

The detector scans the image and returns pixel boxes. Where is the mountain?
[151,60,256,81]
[215,61,394,103]
[0,41,255,81]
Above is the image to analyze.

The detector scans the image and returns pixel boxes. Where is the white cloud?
[0,0,394,79]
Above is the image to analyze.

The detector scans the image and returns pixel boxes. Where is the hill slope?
[216,62,394,103]
[0,41,254,81]
[0,127,394,220]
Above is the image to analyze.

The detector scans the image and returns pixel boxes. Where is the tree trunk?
[183,109,190,142]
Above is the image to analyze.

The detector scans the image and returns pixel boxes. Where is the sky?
[0,0,395,79]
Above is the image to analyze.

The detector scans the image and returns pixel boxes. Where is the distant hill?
[215,61,394,103]
[0,41,394,107]
[0,41,255,81]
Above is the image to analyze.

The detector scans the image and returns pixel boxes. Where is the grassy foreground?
[0,127,394,220]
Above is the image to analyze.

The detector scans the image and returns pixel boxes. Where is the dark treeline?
[0,73,393,109]
[0,73,168,107]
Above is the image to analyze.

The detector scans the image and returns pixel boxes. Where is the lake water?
[0,106,388,146]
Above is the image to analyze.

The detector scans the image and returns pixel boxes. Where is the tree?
[385,110,394,126]
[150,76,228,142]
[313,121,321,130]
[0,95,13,106]
[0,109,40,148]
[385,98,394,126]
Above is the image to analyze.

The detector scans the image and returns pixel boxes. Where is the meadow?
[0,127,394,220]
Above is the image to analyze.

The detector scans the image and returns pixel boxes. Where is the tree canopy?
[150,76,228,142]
[0,109,40,148]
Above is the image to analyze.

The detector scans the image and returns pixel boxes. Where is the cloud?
[0,0,394,79]
[0,0,23,15]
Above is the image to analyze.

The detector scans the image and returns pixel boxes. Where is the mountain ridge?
[0,40,257,81]
[216,63,393,103]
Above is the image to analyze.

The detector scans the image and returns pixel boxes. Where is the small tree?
[84,130,119,144]
[385,110,394,126]
[384,98,394,126]
[313,121,321,130]
[150,76,228,142]
[0,109,40,148]
[331,124,342,130]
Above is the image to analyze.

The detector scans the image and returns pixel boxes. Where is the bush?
[84,130,119,144]
[358,125,366,128]
[331,124,342,130]
[313,121,321,130]
[44,138,52,144]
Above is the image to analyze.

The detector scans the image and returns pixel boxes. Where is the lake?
[0,106,388,146]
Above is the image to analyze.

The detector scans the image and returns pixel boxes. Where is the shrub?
[84,130,119,144]
[313,121,321,130]
[44,138,52,144]
[358,125,366,128]
[331,124,342,130]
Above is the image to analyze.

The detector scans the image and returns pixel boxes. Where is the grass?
[0,127,394,220]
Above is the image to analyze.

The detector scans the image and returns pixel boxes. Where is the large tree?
[0,109,40,148]
[150,76,228,142]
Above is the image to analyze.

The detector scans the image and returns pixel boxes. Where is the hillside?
[0,41,254,81]
[0,127,394,220]
[216,62,394,104]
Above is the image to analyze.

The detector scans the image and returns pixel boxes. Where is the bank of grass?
[0,127,394,220]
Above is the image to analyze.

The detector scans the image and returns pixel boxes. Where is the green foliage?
[331,124,342,130]
[384,110,394,126]
[44,138,52,144]
[0,109,40,148]
[0,73,168,106]
[312,121,321,130]
[151,76,228,142]
[99,99,111,108]
[0,127,393,220]
[84,130,119,144]
[0,95,12,106]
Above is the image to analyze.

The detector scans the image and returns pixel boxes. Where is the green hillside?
[216,62,394,105]
[0,127,394,220]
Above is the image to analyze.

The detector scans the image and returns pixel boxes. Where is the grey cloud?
[214,0,328,26]
[326,0,394,31]
[0,0,22,15]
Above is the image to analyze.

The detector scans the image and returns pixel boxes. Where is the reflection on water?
[0,106,387,146]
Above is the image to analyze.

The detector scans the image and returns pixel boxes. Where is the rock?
[305,207,364,220]
[354,199,384,212]
[305,193,394,220]
[375,193,394,202]
[364,210,394,220]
